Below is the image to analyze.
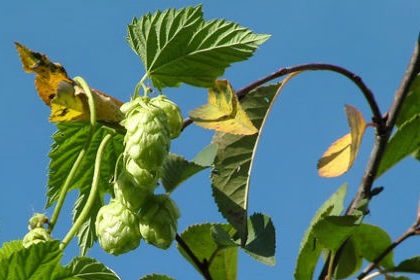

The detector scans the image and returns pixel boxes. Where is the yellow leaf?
[15,42,123,123]
[189,80,258,135]
[318,105,367,177]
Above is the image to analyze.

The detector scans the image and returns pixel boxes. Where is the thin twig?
[357,221,419,279]
[182,63,383,131]
[175,234,213,280]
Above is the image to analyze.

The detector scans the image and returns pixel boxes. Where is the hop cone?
[120,96,170,170]
[95,199,141,255]
[150,95,183,139]
[114,169,154,211]
[139,194,180,249]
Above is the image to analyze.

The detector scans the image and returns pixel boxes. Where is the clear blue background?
[1,1,419,279]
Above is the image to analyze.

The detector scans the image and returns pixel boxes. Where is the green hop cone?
[139,194,180,249]
[28,213,49,230]
[114,169,154,211]
[23,228,53,248]
[121,96,170,170]
[150,95,183,139]
[95,199,141,255]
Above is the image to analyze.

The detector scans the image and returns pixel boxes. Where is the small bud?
[139,194,180,249]
[28,213,49,230]
[23,228,53,248]
[95,199,141,255]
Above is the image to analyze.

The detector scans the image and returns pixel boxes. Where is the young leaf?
[318,104,367,177]
[377,114,420,177]
[312,215,359,251]
[241,213,276,266]
[334,238,362,279]
[177,223,238,280]
[352,223,394,269]
[127,5,269,89]
[64,256,121,280]
[391,256,420,273]
[0,241,65,280]
[294,184,347,280]
[211,83,281,241]
[190,80,258,135]
[139,274,175,280]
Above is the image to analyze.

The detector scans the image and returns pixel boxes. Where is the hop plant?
[113,169,154,211]
[139,194,180,249]
[120,96,170,170]
[95,199,141,255]
[150,95,183,139]
[23,228,53,248]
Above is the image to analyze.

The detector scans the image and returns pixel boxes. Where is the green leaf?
[377,114,420,177]
[391,256,420,273]
[211,83,281,240]
[64,256,121,280]
[161,144,217,192]
[312,216,359,251]
[241,213,276,266]
[127,5,270,89]
[352,224,394,269]
[334,238,362,279]
[294,184,348,280]
[0,240,24,261]
[211,225,238,248]
[0,241,65,280]
[396,74,420,127]
[139,274,175,280]
[177,223,238,280]
[47,122,124,254]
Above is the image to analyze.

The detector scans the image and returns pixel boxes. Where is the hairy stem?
[176,234,213,280]
[60,133,113,251]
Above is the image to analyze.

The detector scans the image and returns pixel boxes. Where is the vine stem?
[182,63,383,131]
[60,133,113,251]
[175,234,213,280]
[49,77,97,232]
[319,36,420,280]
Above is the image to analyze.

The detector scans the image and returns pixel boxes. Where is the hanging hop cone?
[139,194,180,249]
[95,199,141,255]
[150,95,183,139]
[113,168,155,212]
[120,96,171,171]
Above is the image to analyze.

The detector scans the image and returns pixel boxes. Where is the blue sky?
[1,1,419,279]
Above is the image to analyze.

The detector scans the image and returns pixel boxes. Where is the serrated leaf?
[161,143,217,193]
[0,241,65,280]
[312,216,359,251]
[64,256,121,280]
[318,105,367,177]
[391,256,420,273]
[211,225,238,248]
[178,223,238,280]
[190,80,258,135]
[377,114,420,177]
[211,83,281,240]
[334,238,362,279]
[0,240,24,261]
[241,213,276,266]
[352,223,394,269]
[139,274,174,280]
[47,122,124,254]
[127,5,269,89]
[295,184,347,280]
